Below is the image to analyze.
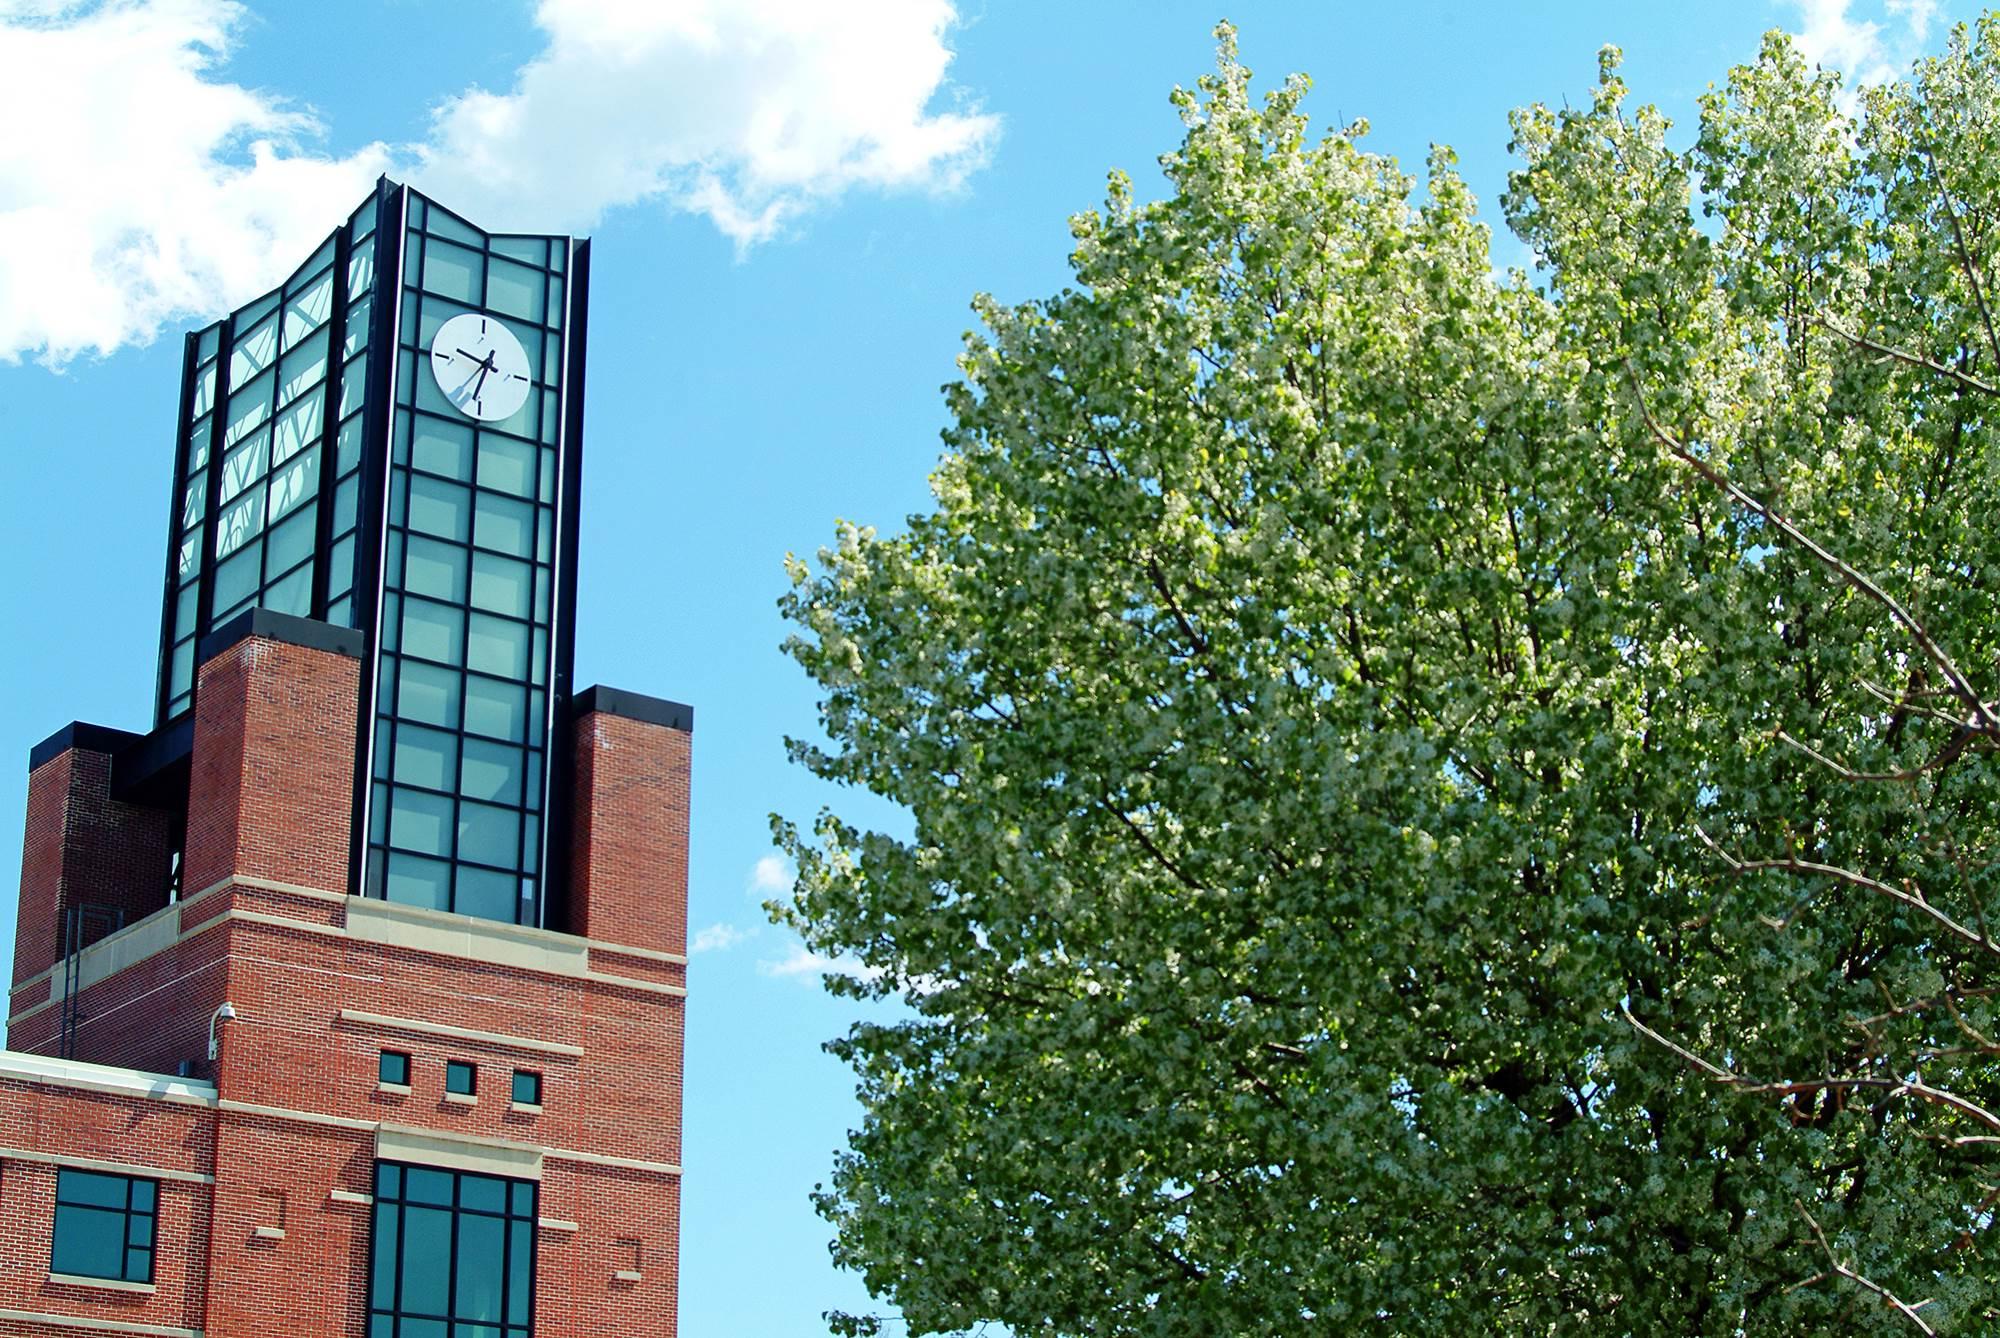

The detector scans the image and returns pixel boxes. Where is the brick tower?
[2,182,689,1338]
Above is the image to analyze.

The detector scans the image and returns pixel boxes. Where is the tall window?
[52,1169,156,1284]
[369,1161,536,1338]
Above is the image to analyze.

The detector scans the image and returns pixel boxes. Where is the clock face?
[429,313,533,422]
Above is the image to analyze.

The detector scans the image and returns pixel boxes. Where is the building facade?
[2,182,688,1338]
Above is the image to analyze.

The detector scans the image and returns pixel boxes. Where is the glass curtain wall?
[156,188,382,722]
[362,190,571,927]
[368,1161,536,1338]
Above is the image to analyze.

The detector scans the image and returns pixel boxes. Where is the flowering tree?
[777,22,2000,1334]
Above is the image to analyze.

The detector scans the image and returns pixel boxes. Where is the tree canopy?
[777,20,2000,1334]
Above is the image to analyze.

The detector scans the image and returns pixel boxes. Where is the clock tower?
[4,181,688,1338]
[158,178,589,929]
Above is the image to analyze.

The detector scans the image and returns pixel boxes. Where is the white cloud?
[0,0,391,365]
[0,0,997,365]
[1788,0,1940,92]
[690,921,755,953]
[417,0,1000,246]
[757,943,886,984]
[747,854,793,897]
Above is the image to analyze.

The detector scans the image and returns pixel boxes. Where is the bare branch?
[1621,1004,2000,1135]
[1775,726,1981,784]
[1790,1199,1938,1335]
[1694,826,1997,957]
[1818,317,2000,397]
[1633,399,2000,734]
[1923,145,2000,373]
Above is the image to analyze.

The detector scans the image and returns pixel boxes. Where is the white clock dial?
[428,313,533,422]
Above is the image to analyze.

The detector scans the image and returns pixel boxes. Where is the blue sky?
[0,1,1976,1332]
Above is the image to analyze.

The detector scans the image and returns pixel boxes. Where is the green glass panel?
[337,412,365,473]
[279,327,330,405]
[546,277,564,331]
[469,552,531,619]
[340,353,369,418]
[230,312,279,385]
[401,597,465,666]
[475,436,535,498]
[506,1221,531,1322]
[198,324,221,362]
[403,537,468,604]
[57,1170,131,1209]
[267,446,320,523]
[265,507,316,577]
[413,415,475,481]
[455,867,516,921]
[52,1204,125,1278]
[509,1071,540,1106]
[219,430,270,504]
[186,418,211,473]
[457,802,518,867]
[272,387,323,466]
[426,206,484,248]
[460,740,523,806]
[490,236,544,267]
[263,561,312,617]
[371,1203,399,1308]
[421,238,482,305]
[348,236,375,296]
[409,475,472,543]
[389,786,452,856]
[214,491,265,559]
[459,1175,506,1215]
[485,258,544,324]
[386,853,450,911]
[177,526,203,580]
[224,368,275,447]
[466,614,528,679]
[345,296,372,358]
[393,725,457,791]
[473,493,532,558]
[455,1213,505,1322]
[235,290,280,328]
[400,1205,452,1312]
[463,676,526,743]
[397,659,462,729]
[191,363,217,419]
[445,1061,476,1096]
[284,269,335,348]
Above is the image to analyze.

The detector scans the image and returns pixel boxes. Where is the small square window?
[52,1169,156,1284]
[378,1050,411,1086]
[511,1070,542,1106]
[444,1060,476,1096]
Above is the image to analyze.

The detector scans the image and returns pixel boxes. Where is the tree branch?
[1788,1199,1937,1335]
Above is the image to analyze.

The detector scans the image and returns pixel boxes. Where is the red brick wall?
[569,713,691,959]
[184,636,359,897]
[11,747,172,990]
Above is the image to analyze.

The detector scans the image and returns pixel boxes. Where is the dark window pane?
[404,537,469,604]
[510,1071,541,1106]
[460,740,523,806]
[379,1051,411,1086]
[469,552,531,619]
[376,1163,401,1198]
[400,1205,452,1313]
[401,597,466,667]
[474,493,533,558]
[457,802,519,868]
[445,1061,476,1096]
[456,867,516,922]
[127,1214,154,1247]
[386,853,450,911]
[459,1174,506,1214]
[57,1170,129,1209]
[398,660,462,729]
[129,1181,156,1214]
[371,1203,399,1309]
[409,475,472,543]
[466,615,528,679]
[404,1167,455,1207]
[509,1183,534,1218]
[52,1205,125,1277]
[506,1222,532,1323]
[393,725,458,792]
[389,786,453,857]
[463,677,526,743]
[455,1212,505,1321]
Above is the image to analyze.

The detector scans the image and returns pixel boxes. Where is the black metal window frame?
[51,1167,158,1284]
[368,1159,537,1338]
[444,1059,477,1096]
[358,186,580,929]
[379,1049,412,1086]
